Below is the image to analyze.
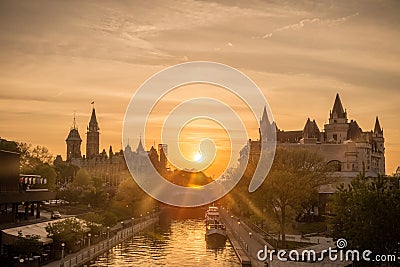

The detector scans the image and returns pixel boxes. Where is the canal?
[92,218,240,266]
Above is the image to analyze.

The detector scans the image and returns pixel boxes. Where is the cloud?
[260,13,359,39]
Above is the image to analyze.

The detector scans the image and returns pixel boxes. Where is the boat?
[205,206,227,247]
[205,205,220,225]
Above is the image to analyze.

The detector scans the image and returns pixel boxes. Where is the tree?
[81,212,104,235]
[331,175,400,261]
[18,143,54,173]
[113,178,156,218]
[46,217,86,251]
[57,185,84,204]
[73,168,92,187]
[36,164,57,190]
[253,148,330,242]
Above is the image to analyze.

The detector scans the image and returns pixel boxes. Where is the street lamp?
[61,243,65,266]
[19,258,24,267]
[131,217,135,234]
[61,242,65,257]
[249,232,252,239]
[88,233,91,258]
[107,226,110,248]
[121,221,124,238]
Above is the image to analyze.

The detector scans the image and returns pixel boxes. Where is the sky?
[0,0,399,176]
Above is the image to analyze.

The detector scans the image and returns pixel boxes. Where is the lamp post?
[61,243,65,261]
[61,243,65,265]
[249,232,252,239]
[121,221,124,238]
[107,226,110,248]
[88,233,91,259]
[19,258,24,267]
[131,217,135,234]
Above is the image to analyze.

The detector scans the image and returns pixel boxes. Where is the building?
[57,106,167,186]
[253,93,385,177]
[245,93,385,214]
[0,150,55,224]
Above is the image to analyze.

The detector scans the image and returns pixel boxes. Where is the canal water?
[92,219,240,266]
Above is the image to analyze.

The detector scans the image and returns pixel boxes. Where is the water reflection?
[92,219,240,267]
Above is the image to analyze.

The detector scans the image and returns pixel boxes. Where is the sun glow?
[194,153,202,162]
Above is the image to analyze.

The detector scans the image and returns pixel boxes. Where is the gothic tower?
[373,116,384,153]
[66,115,82,161]
[86,106,100,159]
[324,93,349,143]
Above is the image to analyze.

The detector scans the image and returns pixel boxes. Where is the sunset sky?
[0,0,399,176]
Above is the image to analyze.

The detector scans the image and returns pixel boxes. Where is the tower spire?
[374,116,383,135]
[137,135,145,153]
[72,111,77,129]
[86,103,100,159]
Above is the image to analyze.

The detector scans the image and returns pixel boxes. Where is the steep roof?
[88,108,99,132]
[331,93,347,119]
[347,120,363,140]
[374,116,383,135]
[303,118,320,139]
[136,137,145,153]
[66,128,82,141]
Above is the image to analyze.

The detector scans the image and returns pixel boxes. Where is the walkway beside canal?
[220,208,273,267]
[220,208,351,267]
[43,215,159,267]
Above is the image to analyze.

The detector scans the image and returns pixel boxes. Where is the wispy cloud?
[259,13,359,39]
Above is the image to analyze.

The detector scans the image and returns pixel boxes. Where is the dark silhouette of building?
[0,149,55,224]
[86,107,100,159]
[65,115,82,161]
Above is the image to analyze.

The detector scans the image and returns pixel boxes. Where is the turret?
[66,114,82,161]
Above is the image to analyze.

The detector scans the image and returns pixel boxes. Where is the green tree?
[46,217,86,251]
[81,212,104,235]
[57,185,84,204]
[331,175,400,260]
[73,168,92,187]
[18,143,54,173]
[263,148,330,242]
[36,164,57,190]
[232,147,330,243]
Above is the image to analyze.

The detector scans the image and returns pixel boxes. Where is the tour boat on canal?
[205,206,227,247]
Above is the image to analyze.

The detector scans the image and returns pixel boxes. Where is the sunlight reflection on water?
[92,219,240,267]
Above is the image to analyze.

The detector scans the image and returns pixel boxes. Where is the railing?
[60,217,158,267]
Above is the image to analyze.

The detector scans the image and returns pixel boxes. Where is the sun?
[194,153,202,162]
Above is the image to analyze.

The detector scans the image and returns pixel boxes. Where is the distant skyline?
[0,0,399,175]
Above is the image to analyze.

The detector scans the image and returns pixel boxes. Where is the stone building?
[252,93,385,177]
[244,93,386,214]
[57,106,167,186]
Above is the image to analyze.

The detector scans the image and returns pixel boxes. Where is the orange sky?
[0,1,399,176]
